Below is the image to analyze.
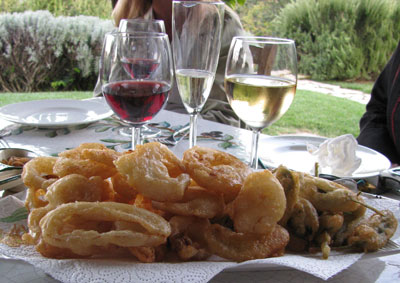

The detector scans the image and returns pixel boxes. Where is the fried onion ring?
[152,186,225,219]
[182,146,251,202]
[53,157,117,179]
[110,173,137,203]
[115,142,190,202]
[22,156,59,209]
[187,218,289,262]
[232,170,286,234]
[58,143,109,159]
[22,156,58,190]
[39,202,171,256]
[45,174,107,205]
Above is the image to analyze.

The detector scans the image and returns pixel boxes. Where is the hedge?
[274,0,400,81]
[0,10,114,92]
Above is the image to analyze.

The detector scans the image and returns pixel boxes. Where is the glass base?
[119,125,161,138]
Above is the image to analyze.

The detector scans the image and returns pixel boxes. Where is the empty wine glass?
[172,1,225,148]
[117,19,166,138]
[100,32,173,150]
[225,36,297,169]
[119,18,166,33]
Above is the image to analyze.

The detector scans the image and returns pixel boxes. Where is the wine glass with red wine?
[100,32,173,150]
[117,19,166,138]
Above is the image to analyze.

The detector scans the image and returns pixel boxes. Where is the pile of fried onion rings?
[17,142,397,262]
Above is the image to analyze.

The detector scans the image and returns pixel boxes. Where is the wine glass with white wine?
[172,0,225,148]
[225,36,297,169]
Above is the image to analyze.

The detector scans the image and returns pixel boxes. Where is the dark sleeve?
[357,44,400,163]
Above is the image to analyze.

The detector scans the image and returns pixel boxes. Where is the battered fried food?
[109,173,137,203]
[182,146,252,202]
[16,142,398,263]
[273,166,301,226]
[169,216,210,261]
[231,170,286,234]
[347,209,398,252]
[53,157,117,179]
[22,156,59,209]
[115,142,190,202]
[128,246,167,263]
[187,218,289,262]
[286,198,319,241]
[45,174,106,205]
[152,186,225,219]
[39,202,171,256]
[301,175,362,213]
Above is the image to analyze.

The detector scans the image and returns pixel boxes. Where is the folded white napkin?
[307,134,361,176]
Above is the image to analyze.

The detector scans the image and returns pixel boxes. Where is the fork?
[155,124,190,146]
[0,128,10,148]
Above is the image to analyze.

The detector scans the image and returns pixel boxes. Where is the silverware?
[0,128,11,148]
[0,148,39,192]
[155,124,190,146]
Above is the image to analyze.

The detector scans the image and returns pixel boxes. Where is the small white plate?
[0,98,113,128]
[259,135,391,179]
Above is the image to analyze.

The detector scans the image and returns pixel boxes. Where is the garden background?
[1,0,399,137]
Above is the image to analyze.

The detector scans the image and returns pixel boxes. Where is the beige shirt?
[95,5,246,127]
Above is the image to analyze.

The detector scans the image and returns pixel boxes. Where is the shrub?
[0,10,114,92]
[273,0,400,81]
[0,0,113,19]
[235,0,291,36]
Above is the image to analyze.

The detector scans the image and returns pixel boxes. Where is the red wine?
[121,58,159,79]
[103,80,170,124]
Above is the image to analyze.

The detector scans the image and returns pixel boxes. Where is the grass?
[263,89,366,138]
[0,87,366,138]
[323,80,374,94]
[0,91,93,107]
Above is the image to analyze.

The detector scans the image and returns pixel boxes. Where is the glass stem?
[131,126,142,150]
[250,129,261,169]
[189,113,198,148]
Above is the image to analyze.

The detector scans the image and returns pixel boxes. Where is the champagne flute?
[172,1,224,148]
[224,36,297,169]
[100,32,173,150]
[118,19,166,138]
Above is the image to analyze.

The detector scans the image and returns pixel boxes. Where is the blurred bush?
[0,0,113,18]
[273,0,400,81]
[0,10,114,92]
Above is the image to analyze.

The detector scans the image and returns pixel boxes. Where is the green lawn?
[264,89,366,138]
[0,91,93,107]
[0,88,366,138]
[323,81,374,94]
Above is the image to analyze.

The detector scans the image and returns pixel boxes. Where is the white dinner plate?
[0,98,113,128]
[259,135,391,178]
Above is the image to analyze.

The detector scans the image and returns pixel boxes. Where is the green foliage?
[0,10,114,92]
[224,0,247,8]
[234,0,290,36]
[0,0,113,19]
[273,0,400,81]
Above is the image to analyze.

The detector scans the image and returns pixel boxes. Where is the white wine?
[175,69,215,113]
[225,75,296,129]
